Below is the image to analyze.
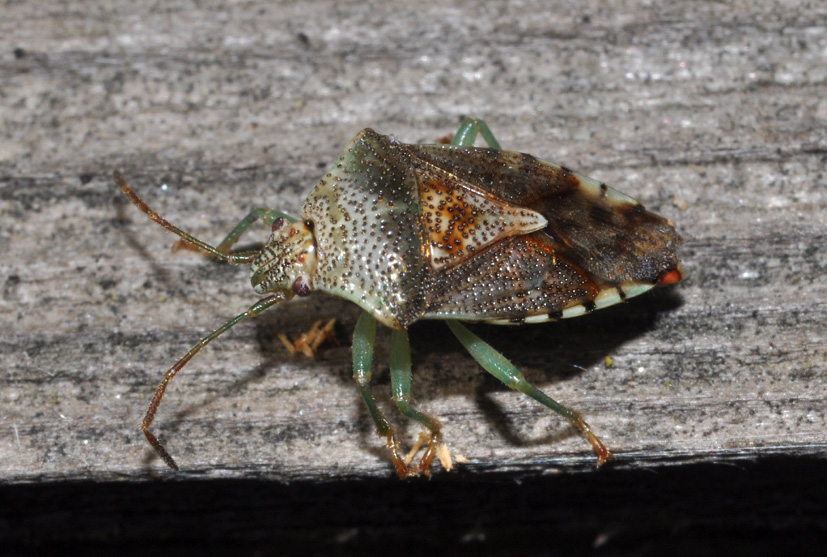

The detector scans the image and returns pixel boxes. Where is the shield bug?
[117,118,682,477]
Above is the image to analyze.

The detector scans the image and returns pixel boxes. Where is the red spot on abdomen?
[658,267,683,286]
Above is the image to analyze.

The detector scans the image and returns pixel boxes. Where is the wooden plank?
[1,0,824,492]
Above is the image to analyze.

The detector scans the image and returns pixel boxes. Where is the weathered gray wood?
[1,0,825,486]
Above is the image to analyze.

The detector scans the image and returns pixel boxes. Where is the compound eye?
[291,276,312,297]
[272,217,286,232]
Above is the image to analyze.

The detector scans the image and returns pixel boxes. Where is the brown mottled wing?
[407,143,683,323]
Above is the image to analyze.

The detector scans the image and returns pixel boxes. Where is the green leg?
[141,293,287,470]
[216,208,297,255]
[389,329,443,476]
[446,321,613,466]
[352,312,410,478]
[451,118,502,150]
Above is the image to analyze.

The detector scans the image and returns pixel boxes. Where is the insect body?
[117,118,682,477]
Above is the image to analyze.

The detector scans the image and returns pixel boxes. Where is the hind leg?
[446,321,612,466]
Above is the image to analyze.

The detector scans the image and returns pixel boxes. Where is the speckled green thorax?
[302,130,433,328]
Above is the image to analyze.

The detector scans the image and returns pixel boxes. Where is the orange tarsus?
[399,430,443,477]
[278,318,338,358]
[435,443,454,471]
[172,238,201,253]
[570,414,614,467]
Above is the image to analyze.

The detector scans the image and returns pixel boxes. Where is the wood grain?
[1,0,825,549]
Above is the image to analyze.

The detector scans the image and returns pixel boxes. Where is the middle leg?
[352,312,409,477]
[389,329,443,476]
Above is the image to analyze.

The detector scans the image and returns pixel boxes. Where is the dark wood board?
[1,0,824,552]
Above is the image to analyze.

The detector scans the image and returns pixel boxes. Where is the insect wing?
[408,143,682,323]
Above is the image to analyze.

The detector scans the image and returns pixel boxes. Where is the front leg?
[216,208,297,255]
